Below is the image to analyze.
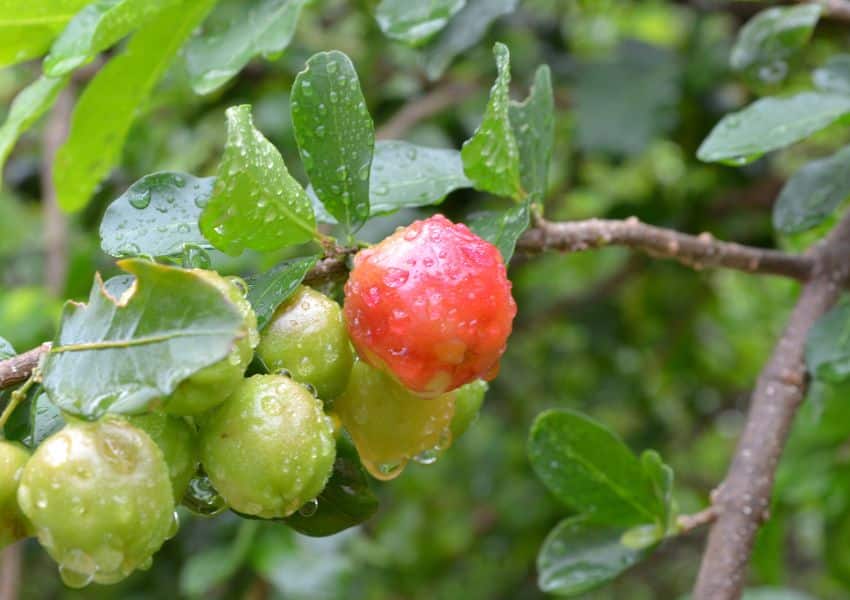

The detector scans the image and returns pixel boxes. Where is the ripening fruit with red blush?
[343,214,516,396]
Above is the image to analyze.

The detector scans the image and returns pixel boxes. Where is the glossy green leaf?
[806,297,850,383]
[640,450,674,531]
[200,105,317,255]
[537,516,648,596]
[0,0,91,68]
[0,75,70,175]
[53,0,216,212]
[423,0,518,80]
[375,0,465,46]
[509,65,554,202]
[813,54,850,94]
[773,145,850,233]
[26,393,65,449]
[0,336,14,360]
[697,92,850,165]
[730,5,821,80]
[291,51,374,235]
[284,436,379,537]
[247,255,320,331]
[41,259,245,419]
[44,0,183,76]
[100,172,214,257]
[528,409,664,527]
[186,0,308,95]
[462,43,522,200]
[468,201,529,262]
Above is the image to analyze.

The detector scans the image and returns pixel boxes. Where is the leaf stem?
[0,372,38,431]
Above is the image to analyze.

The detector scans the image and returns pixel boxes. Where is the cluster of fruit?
[0,215,515,587]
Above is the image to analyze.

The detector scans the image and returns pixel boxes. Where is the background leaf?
[291,51,374,235]
[537,516,648,596]
[53,0,216,212]
[697,92,850,165]
[186,0,308,95]
[467,202,529,262]
[813,54,850,94]
[0,336,15,359]
[180,521,258,597]
[247,255,319,331]
[375,0,465,46]
[528,409,665,527]
[805,297,850,383]
[773,145,850,233]
[461,43,522,199]
[200,105,317,255]
[509,65,554,202]
[99,171,214,257]
[0,0,91,67]
[41,259,244,419]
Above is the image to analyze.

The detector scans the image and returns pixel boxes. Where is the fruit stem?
[0,371,38,431]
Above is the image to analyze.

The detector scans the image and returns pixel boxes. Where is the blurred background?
[3,0,850,598]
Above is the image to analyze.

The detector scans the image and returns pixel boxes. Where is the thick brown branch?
[0,343,50,390]
[693,210,850,599]
[517,217,813,281]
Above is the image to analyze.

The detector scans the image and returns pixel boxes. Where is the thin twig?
[677,506,718,535]
[693,210,850,599]
[375,80,478,140]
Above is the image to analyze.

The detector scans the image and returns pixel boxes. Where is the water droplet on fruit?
[413,448,439,465]
[59,565,94,589]
[383,268,408,288]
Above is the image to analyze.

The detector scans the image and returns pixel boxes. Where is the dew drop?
[298,498,319,517]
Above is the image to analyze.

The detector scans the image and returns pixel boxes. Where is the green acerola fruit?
[127,412,199,501]
[17,419,176,588]
[164,271,259,416]
[0,441,31,549]
[199,374,336,518]
[449,380,488,440]
[256,286,353,400]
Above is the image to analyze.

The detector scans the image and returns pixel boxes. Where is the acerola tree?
[5,1,850,599]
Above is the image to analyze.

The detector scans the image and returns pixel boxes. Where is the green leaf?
[291,51,374,235]
[53,0,217,213]
[537,516,648,596]
[468,201,529,262]
[773,145,850,234]
[461,43,522,200]
[729,5,821,80]
[0,0,91,68]
[0,337,15,360]
[41,259,245,419]
[528,409,664,527]
[200,105,317,255]
[247,255,319,331]
[813,54,850,94]
[284,436,379,537]
[26,393,65,449]
[186,0,308,95]
[640,450,674,531]
[696,92,850,165]
[0,75,70,175]
[806,296,850,383]
[423,0,518,80]
[180,521,258,597]
[509,65,554,203]
[100,171,214,258]
[44,0,183,76]
[375,0,465,46]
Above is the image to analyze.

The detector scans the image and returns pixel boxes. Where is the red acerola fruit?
[343,214,516,396]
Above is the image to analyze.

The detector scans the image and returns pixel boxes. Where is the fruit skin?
[17,418,175,586]
[199,374,336,518]
[334,360,456,481]
[164,271,259,415]
[344,214,516,396]
[0,441,31,549]
[127,412,199,501]
[256,286,354,400]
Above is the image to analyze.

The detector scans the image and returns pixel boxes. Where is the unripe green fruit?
[334,361,455,481]
[164,271,259,415]
[127,412,199,501]
[256,286,353,400]
[17,419,175,588]
[199,374,335,518]
[0,441,31,549]
[450,380,487,440]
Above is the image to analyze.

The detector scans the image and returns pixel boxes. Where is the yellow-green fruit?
[127,412,199,501]
[256,286,353,400]
[165,271,259,415]
[17,419,175,587]
[199,374,335,518]
[334,361,455,481]
[449,380,487,440]
[0,441,31,549]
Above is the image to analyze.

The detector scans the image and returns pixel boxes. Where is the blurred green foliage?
[4,0,850,598]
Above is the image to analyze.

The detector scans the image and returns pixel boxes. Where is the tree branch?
[693,210,850,599]
[517,217,814,281]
